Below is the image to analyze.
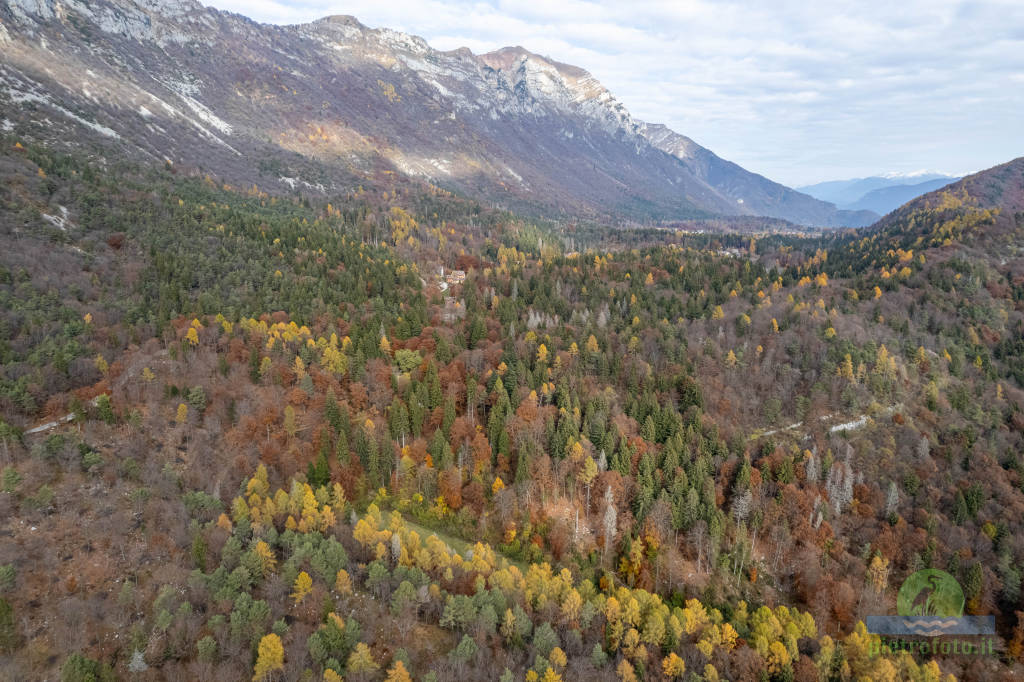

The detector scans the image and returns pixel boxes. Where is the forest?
[1,135,1023,681]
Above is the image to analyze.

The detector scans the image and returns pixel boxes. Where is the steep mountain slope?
[639,122,878,226]
[0,0,865,226]
[844,176,959,214]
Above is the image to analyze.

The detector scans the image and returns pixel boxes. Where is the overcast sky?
[203,0,1023,186]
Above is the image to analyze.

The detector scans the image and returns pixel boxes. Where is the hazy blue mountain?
[845,176,960,214]
[798,173,959,208]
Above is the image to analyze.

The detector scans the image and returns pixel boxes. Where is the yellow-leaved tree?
[541,668,562,682]
[347,642,379,677]
[253,541,276,577]
[252,633,283,681]
[662,652,685,678]
[616,659,638,682]
[385,660,413,682]
[335,569,353,595]
[581,455,598,511]
[549,646,567,670]
[536,343,549,364]
[291,571,312,604]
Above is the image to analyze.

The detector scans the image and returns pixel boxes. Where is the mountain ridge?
[0,0,873,227]
[798,172,960,210]
[843,176,960,214]
[638,122,878,228]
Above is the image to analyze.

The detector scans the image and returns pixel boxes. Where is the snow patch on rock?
[6,0,58,24]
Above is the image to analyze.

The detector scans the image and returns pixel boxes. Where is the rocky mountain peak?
[638,122,701,160]
[480,46,638,136]
[0,0,875,226]
[315,14,363,28]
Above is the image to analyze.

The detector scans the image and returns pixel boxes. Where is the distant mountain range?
[0,0,875,227]
[798,173,960,215]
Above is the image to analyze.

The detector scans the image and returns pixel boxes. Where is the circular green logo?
[897,569,964,617]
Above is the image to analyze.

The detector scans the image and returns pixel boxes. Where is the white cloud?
[203,0,1024,185]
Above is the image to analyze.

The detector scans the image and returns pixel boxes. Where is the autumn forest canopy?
[1,130,1024,682]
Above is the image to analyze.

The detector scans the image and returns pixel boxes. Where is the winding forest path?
[23,397,100,435]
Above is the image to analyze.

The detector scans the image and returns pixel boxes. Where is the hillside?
[817,157,1024,384]
[1,120,1024,681]
[0,0,865,227]
[879,158,1024,225]
[843,157,1024,254]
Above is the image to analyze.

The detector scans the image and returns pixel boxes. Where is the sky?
[202,0,1024,186]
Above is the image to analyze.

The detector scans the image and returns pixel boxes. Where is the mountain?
[638,123,878,228]
[798,172,959,211]
[842,176,960,214]
[0,0,869,226]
